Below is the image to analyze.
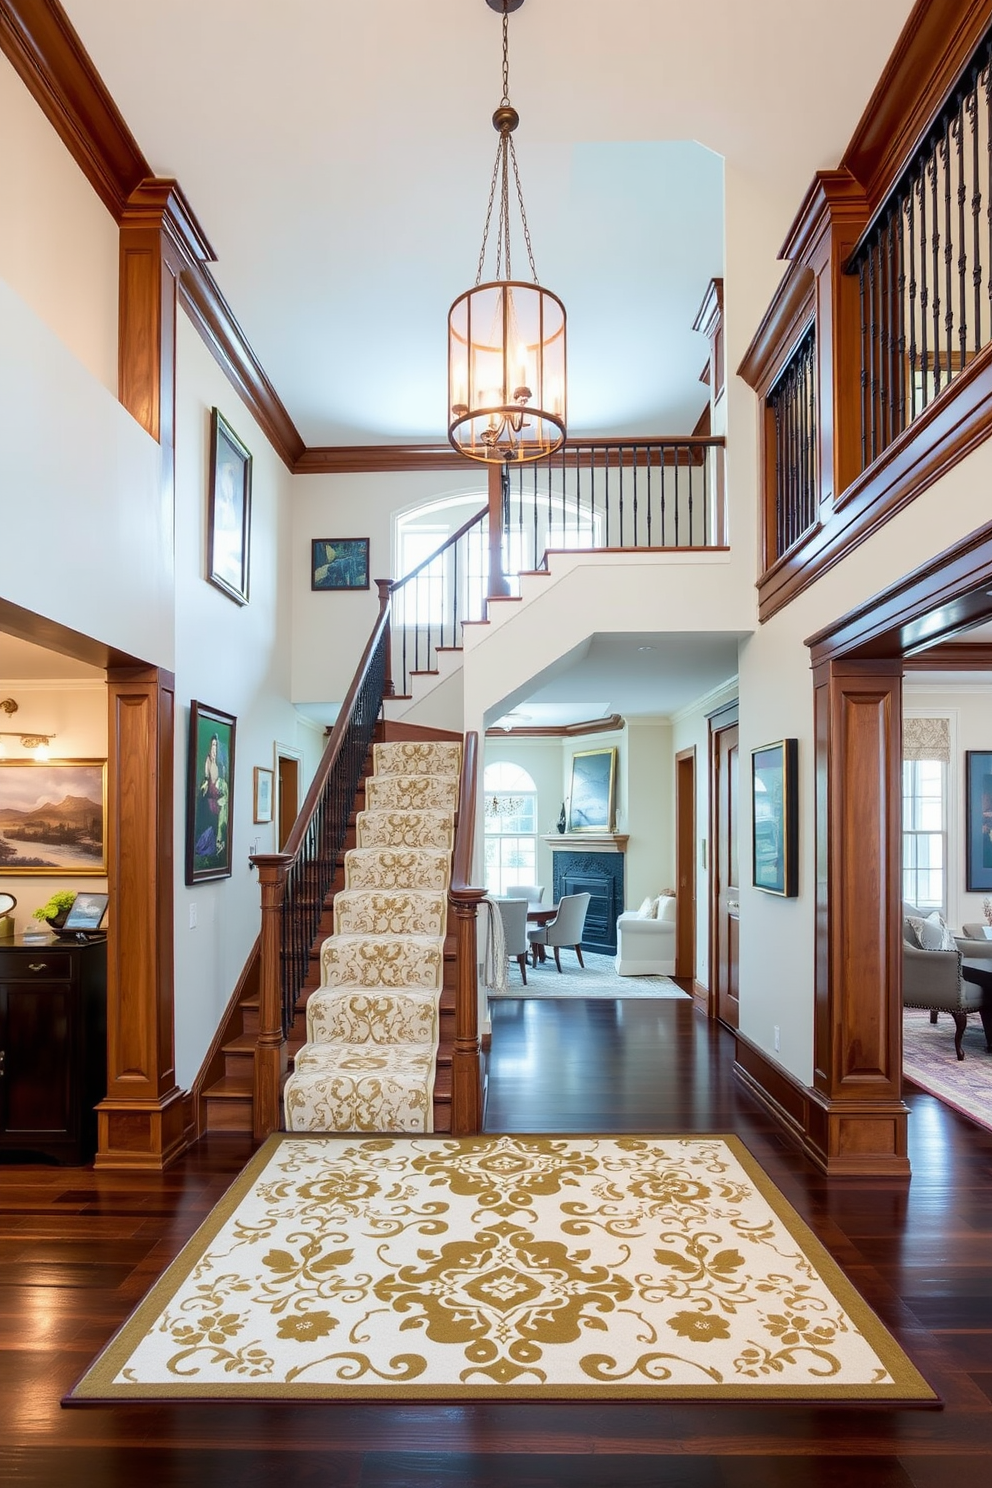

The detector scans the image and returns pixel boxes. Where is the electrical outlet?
[189,902,197,930]
[773,1024,780,1052]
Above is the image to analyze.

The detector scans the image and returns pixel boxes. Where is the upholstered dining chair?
[527,892,591,972]
[506,884,544,903]
[495,896,529,985]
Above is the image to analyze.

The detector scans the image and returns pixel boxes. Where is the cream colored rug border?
[67,1133,937,1404]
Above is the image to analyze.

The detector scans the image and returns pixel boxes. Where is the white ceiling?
[61,0,917,446]
[0,634,103,680]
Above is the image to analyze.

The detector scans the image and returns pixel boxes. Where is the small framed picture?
[208,409,252,605]
[751,739,798,897]
[253,766,274,824]
[965,750,992,891]
[185,701,236,884]
[311,538,370,591]
[0,759,107,876]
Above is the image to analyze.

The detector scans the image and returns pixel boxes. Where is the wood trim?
[0,595,140,669]
[295,444,476,475]
[759,328,992,623]
[675,747,696,981]
[485,714,625,739]
[903,641,992,668]
[450,732,484,1136]
[178,269,305,470]
[692,278,724,403]
[733,1031,810,1148]
[189,937,259,1136]
[97,665,186,1170]
[806,518,992,664]
[0,0,147,218]
[842,0,992,211]
[737,265,815,396]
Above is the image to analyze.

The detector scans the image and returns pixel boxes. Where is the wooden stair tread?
[203,1075,253,1099]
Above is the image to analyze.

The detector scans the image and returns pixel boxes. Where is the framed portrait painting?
[311,538,370,591]
[0,759,107,875]
[965,750,992,891]
[185,702,236,884]
[567,748,617,833]
[208,408,252,605]
[751,739,798,897]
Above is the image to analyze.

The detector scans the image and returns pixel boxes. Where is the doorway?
[709,706,739,1029]
[276,750,301,850]
[674,748,696,983]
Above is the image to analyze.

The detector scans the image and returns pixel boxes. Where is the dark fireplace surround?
[551,849,624,955]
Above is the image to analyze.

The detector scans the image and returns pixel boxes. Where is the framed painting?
[208,408,252,605]
[751,739,798,897]
[567,748,617,833]
[185,701,236,884]
[965,750,992,891]
[0,759,107,876]
[253,766,274,825]
[311,538,370,591]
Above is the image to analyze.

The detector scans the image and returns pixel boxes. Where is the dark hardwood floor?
[3,995,992,1486]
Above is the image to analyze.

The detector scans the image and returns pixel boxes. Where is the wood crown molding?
[903,641,992,668]
[485,713,625,739]
[778,169,870,267]
[842,0,992,211]
[294,444,476,475]
[692,277,723,337]
[737,262,815,395]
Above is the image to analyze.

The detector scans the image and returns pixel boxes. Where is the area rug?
[490,952,691,1001]
[67,1133,935,1404]
[903,1007,992,1132]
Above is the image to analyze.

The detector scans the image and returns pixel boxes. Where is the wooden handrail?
[390,505,488,593]
[449,731,484,1135]
[250,587,391,1139]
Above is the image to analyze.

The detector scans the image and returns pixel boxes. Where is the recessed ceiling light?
[637,645,655,652]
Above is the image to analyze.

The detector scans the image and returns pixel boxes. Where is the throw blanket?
[479,895,509,995]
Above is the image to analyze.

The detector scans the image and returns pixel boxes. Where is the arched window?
[483,761,539,895]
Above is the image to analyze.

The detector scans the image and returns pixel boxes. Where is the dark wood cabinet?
[0,936,106,1164]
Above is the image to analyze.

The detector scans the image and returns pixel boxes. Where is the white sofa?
[615,895,677,976]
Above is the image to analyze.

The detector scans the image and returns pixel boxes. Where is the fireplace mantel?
[541,833,629,853]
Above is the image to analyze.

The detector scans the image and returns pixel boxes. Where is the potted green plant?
[32,890,77,931]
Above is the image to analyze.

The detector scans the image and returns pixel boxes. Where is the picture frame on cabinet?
[751,739,798,897]
[311,538,370,591]
[253,766,274,825]
[0,759,107,875]
[208,408,252,605]
[185,701,236,884]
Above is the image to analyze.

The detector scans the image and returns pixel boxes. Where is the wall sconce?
[0,698,56,758]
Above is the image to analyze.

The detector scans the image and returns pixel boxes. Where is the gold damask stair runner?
[282,740,461,1134]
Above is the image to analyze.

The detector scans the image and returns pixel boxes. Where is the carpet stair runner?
[283,739,462,1134]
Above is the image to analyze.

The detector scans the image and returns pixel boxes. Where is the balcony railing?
[767,323,817,560]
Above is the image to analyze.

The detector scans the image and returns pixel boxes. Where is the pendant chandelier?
[448,0,566,464]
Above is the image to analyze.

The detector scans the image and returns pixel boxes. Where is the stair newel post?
[449,888,485,1134]
[375,579,395,697]
[251,852,292,1140]
[487,462,511,598]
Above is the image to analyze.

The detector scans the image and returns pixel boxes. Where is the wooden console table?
[0,935,107,1164]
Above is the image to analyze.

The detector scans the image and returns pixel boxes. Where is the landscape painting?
[0,760,107,875]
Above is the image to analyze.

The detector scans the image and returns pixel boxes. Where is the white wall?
[291,469,487,706]
[0,680,108,930]
[173,315,324,1087]
[0,52,118,395]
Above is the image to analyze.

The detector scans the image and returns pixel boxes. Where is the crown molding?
[485,714,625,740]
[295,444,476,475]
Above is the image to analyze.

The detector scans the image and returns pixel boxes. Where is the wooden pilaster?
[96,667,185,1169]
[807,657,909,1176]
[251,855,292,1140]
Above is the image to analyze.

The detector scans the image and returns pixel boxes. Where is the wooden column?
[375,578,395,697]
[251,855,292,1140]
[487,463,511,598]
[449,887,485,1135]
[807,657,909,1177]
[96,667,185,1169]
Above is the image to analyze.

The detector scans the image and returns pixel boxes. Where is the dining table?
[525,901,558,965]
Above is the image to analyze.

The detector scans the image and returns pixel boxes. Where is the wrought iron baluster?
[859,257,868,468]
[943,133,956,383]
[930,148,943,396]
[969,81,983,353]
[897,194,907,438]
[956,103,969,372]
[919,167,931,410]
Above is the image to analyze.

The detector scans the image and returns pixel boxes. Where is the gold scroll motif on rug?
[69,1135,937,1402]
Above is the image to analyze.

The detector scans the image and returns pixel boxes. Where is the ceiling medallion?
[447,0,566,464]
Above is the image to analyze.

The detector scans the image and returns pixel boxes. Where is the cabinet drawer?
[0,950,72,980]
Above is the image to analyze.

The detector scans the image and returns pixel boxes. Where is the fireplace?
[550,849,624,955]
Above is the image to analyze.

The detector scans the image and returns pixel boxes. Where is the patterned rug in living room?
[489,950,691,1000]
[67,1133,935,1405]
[903,1007,992,1131]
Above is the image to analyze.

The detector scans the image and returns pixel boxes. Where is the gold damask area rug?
[67,1134,936,1404]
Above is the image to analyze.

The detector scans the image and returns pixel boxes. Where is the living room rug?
[903,1007,992,1132]
[67,1133,935,1404]
[489,952,691,1001]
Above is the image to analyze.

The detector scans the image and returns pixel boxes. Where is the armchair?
[527,892,591,971]
[902,902,985,1059]
[495,897,529,985]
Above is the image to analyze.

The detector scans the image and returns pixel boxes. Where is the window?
[903,757,946,912]
[484,761,539,895]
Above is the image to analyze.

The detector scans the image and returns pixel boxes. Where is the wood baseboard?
[733,1030,809,1149]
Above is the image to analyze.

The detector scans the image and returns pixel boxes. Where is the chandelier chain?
[473,0,539,287]
[501,1,510,105]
